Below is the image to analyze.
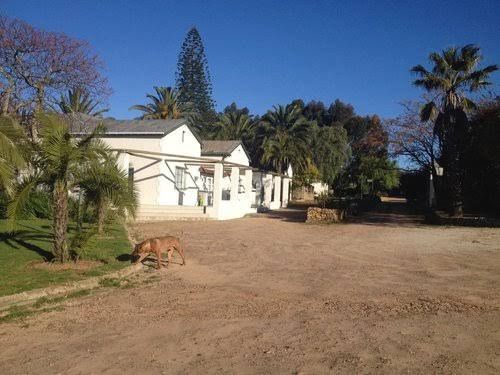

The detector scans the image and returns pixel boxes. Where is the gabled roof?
[67,114,201,142]
[201,140,251,163]
[201,140,243,156]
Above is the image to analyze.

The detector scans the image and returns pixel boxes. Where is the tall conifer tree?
[175,27,216,132]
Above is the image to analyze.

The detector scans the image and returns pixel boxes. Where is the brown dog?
[131,236,186,269]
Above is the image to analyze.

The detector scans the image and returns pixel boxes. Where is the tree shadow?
[0,228,54,261]
[346,200,426,228]
[260,201,426,228]
[261,208,308,223]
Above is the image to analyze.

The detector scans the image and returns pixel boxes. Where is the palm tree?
[0,116,25,194]
[213,110,255,141]
[8,113,109,262]
[78,157,137,234]
[259,104,313,173]
[411,44,498,216]
[55,88,109,117]
[130,86,186,120]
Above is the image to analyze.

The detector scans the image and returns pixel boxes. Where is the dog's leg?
[166,248,173,268]
[134,252,149,265]
[176,245,186,266]
[155,249,163,270]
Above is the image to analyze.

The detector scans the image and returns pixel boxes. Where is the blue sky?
[3,0,499,119]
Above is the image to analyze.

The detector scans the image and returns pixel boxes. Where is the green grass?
[0,219,132,297]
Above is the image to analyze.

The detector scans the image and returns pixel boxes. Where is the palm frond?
[420,101,439,122]
[7,176,39,231]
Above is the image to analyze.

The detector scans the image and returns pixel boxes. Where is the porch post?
[244,169,253,208]
[282,177,290,208]
[230,166,239,202]
[263,173,273,208]
[213,162,223,218]
[273,175,282,209]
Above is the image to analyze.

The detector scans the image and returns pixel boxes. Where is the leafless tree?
[0,15,110,115]
[385,100,438,171]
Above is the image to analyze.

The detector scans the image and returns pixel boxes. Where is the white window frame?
[175,167,186,190]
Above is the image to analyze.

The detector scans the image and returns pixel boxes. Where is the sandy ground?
[1,203,500,374]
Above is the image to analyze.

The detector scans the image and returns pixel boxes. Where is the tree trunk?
[97,198,106,235]
[442,109,467,217]
[1,87,11,115]
[35,85,45,112]
[53,179,69,262]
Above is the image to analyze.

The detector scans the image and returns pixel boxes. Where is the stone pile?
[306,207,346,224]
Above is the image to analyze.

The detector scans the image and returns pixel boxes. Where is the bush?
[359,195,381,211]
[69,224,98,260]
[68,194,95,223]
[0,187,52,219]
[27,190,52,219]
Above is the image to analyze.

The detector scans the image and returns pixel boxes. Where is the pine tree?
[175,27,216,132]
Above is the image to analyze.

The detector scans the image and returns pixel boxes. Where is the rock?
[306,207,346,224]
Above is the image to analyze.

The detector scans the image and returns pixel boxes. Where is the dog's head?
[131,241,147,263]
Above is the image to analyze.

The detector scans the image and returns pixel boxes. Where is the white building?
[70,116,292,221]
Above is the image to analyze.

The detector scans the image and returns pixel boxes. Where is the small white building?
[70,116,292,221]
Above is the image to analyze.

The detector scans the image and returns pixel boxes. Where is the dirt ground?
[1,202,500,374]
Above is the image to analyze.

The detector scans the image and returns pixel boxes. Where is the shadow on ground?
[262,208,308,223]
[347,199,425,228]
[262,198,425,228]
[0,224,54,261]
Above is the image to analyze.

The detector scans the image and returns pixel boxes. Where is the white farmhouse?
[70,116,292,220]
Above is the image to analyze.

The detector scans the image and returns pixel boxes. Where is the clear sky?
[2,0,499,119]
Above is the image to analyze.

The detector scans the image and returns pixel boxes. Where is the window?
[175,167,185,189]
[182,130,185,143]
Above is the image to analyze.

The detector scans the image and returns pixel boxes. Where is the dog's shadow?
[140,255,185,268]
[116,253,132,262]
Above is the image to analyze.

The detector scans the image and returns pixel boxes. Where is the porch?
[115,148,292,221]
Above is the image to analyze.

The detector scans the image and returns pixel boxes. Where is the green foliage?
[311,126,350,186]
[302,99,355,126]
[175,27,216,131]
[54,88,109,117]
[358,156,399,193]
[292,161,321,187]
[77,156,138,233]
[411,44,498,216]
[0,219,131,297]
[463,98,500,214]
[0,116,25,195]
[7,113,113,262]
[130,86,186,120]
[68,224,98,260]
[23,189,52,219]
[260,104,313,174]
[213,106,256,142]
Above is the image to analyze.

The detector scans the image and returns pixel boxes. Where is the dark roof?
[67,114,196,139]
[201,140,242,156]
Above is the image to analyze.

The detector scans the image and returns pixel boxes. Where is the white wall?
[100,125,203,207]
[206,199,256,220]
[99,133,270,220]
[201,144,250,195]
[224,145,250,166]
[312,182,329,196]
[101,136,161,205]
[159,125,202,206]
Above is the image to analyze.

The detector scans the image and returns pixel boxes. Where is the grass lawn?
[0,219,132,297]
